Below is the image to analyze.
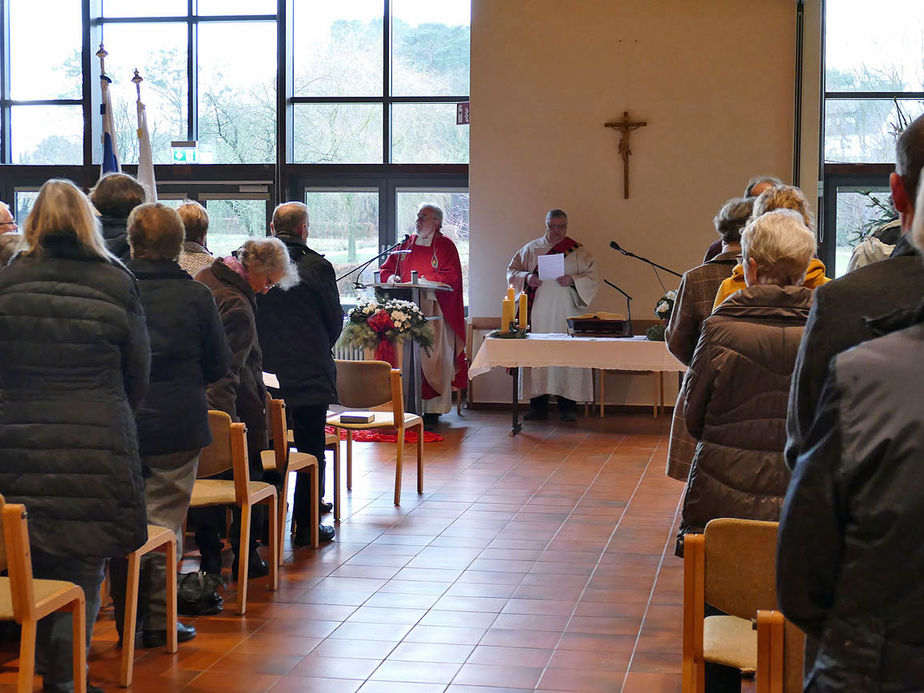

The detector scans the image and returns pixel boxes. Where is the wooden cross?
[605,111,648,199]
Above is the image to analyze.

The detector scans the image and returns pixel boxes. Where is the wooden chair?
[466,316,501,408]
[262,397,319,562]
[682,518,780,693]
[0,494,88,693]
[328,359,423,505]
[188,411,278,615]
[756,610,806,693]
[119,525,177,687]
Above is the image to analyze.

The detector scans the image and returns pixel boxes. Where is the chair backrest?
[0,493,37,621]
[199,410,251,502]
[704,518,779,618]
[335,359,394,409]
[267,398,289,474]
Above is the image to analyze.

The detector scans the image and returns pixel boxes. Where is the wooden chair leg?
[394,427,404,505]
[311,466,319,548]
[276,472,290,566]
[331,442,341,522]
[120,551,142,686]
[346,430,353,491]
[236,504,251,615]
[165,538,178,654]
[266,494,279,591]
[71,597,86,693]
[599,370,606,418]
[416,423,424,495]
[18,618,37,693]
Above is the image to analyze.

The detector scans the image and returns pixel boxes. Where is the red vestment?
[379,232,468,397]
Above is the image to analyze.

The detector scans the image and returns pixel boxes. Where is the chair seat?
[328,412,422,429]
[190,479,276,506]
[703,614,758,672]
[0,577,77,619]
[325,432,339,446]
[137,524,174,553]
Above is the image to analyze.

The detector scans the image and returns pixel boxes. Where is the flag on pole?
[97,45,121,176]
[133,70,157,202]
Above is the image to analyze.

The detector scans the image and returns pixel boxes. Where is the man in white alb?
[507,209,599,421]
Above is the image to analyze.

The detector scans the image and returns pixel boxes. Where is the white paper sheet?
[537,252,565,280]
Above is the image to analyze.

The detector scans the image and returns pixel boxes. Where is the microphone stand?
[610,241,682,278]
[337,235,410,288]
[604,279,634,337]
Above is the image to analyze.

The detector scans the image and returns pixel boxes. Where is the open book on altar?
[391,278,452,290]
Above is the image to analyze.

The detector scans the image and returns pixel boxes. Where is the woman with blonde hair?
[0,178,150,693]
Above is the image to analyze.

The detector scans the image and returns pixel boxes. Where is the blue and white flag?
[136,97,157,201]
[100,74,120,175]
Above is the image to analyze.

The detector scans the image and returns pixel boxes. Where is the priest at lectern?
[379,203,467,426]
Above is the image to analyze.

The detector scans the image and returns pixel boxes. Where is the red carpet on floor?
[325,425,443,443]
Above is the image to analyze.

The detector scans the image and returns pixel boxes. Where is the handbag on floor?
[177,571,224,616]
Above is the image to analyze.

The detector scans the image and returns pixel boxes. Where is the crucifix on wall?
[605,111,648,199]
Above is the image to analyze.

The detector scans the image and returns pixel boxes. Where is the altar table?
[469,333,686,435]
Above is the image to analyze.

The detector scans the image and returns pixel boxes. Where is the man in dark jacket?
[89,172,147,262]
[786,113,924,471]
[257,201,341,544]
[778,294,924,691]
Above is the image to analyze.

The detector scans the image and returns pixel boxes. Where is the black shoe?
[422,413,440,430]
[319,499,333,514]
[293,523,335,545]
[559,410,578,422]
[523,409,548,421]
[231,548,268,580]
[140,622,197,649]
[44,685,105,693]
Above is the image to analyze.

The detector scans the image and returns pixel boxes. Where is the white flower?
[666,290,677,300]
[656,301,670,315]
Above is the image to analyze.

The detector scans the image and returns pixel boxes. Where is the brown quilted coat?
[677,285,812,551]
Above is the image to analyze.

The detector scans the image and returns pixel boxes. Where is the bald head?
[271,202,309,240]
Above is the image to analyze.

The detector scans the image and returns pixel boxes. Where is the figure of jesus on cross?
[605,111,647,199]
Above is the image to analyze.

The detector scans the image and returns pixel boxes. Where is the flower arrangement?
[647,289,677,341]
[339,299,434,364]
[654,290,677,322]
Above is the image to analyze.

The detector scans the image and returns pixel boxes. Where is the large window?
[291,0,470,164]
[821,0,924,275]
[0,0,470,304]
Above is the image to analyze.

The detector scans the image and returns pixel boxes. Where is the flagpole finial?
[132,69,143,100]
[96,43,108,76]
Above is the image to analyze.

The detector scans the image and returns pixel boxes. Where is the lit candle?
[502,298,514,331]
[506,287,515,302]
[518,292,528,329]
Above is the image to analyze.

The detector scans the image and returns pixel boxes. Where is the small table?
[468,333,686,435]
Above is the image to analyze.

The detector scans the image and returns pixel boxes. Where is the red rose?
[367,310,395,334]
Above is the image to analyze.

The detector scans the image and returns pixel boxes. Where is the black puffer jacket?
[778,299,924,692]
[256,233,343,407]
[678,285,812,550]
[127,259,232,459]
[0,234,150,558]
[100,214,131,262]
[195,259,267,456]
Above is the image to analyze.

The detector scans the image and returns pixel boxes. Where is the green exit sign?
[171,140,199,164]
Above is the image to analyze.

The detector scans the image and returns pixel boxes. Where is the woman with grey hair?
[192,237,296,578]
[664,196,753,481]
[678,208,815,691]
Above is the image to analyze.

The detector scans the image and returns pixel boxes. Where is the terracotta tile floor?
[0,408,757,692]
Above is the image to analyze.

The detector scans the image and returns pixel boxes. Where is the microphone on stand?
[604,279,634,337]
[608,239,682,278]
[337,234,411,286]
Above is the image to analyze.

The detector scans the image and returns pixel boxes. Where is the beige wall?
[469,0,798,318]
